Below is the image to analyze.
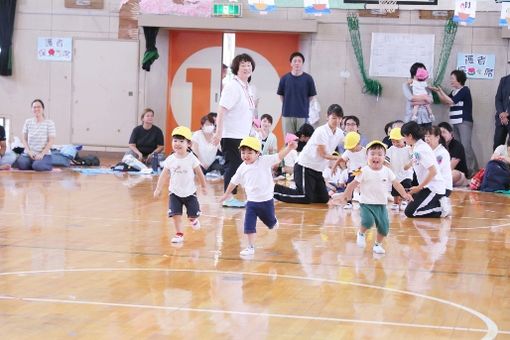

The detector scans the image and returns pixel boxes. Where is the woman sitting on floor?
[17,99,55,171]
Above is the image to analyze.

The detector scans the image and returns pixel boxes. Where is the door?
[72,39,139,146]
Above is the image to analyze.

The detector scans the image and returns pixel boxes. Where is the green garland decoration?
[347,12,382,97]
[432,18,458,103]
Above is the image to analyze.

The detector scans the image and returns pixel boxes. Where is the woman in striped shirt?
[430,70,478,177]
[17,99,56,171]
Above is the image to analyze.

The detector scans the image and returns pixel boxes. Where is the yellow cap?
[172,126,192,141]
[239,136,261,152]
[344,132,361,149]
[389,127,403,140]
[366,140,387,151]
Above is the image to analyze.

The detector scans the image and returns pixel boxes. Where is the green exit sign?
[212,2,242,17]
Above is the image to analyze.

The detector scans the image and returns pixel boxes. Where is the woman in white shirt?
[17,99,56,171]
[401,121,449,218]
[274,104,344,204]
[213,53,257,208]
[192,114,222,175]
[424,126,453,196]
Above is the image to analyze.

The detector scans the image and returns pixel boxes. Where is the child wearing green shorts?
[341,141,413,254]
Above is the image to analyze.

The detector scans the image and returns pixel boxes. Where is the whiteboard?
[369,33,435,78]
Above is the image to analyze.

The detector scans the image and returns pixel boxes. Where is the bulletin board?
[369,33,435,78]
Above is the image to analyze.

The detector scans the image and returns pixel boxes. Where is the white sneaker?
[343,203,353,210]
[399,201,408,211]
[240,247,255,256]
[373,243,386,254]
[439,197,452,217]
[390,203,399,211]
[356,232,366,248]
[171,234,184,243]
[191,219,201,230]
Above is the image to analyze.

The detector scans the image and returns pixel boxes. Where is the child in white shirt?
[220,136,297,257]
[385,127,414,210]
[410,68,434,122]
[333,131,366,209]
[323,156,348,196]
[154,126,207,244]
[340,141,413,254]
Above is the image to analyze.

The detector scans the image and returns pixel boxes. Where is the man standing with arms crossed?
[277,52,317,135]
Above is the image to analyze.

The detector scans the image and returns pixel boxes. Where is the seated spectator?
[259,114,278,155]
[0,125,16,170]
[382,121,394,149]
[17,99,55,171]
[491,137,510,164]
[279,123,314,177]
[295,122,315,152]
[438,122,469,187]
[126,108,164,166]
[192,114,222,175]
[338,115,367,153]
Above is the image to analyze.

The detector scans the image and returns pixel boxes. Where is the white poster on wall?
[37,37,72,61]
[369,33,435,78]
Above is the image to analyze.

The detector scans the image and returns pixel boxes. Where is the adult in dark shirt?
[494,74,510,150]
[439,122,469,187]
[0,125,16,170]
[431,70,478,176]
[277,51,317,135]
[126,108,164,165]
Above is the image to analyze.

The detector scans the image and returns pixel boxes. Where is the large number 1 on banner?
[186,68,212,131]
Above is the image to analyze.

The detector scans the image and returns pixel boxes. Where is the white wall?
[0,0,168,151]
[1,0,508,163]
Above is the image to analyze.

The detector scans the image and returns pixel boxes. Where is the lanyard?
[234,76,255,110]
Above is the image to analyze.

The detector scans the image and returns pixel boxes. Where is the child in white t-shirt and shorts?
[220,136,297,256]
[154,126,207,244]
[340,141,413,254]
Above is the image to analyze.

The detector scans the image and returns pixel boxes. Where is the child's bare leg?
[411,105,419,120]
[425,104,435,120]
[376,232,385,243]
[172,215,183,234]
[247,233,256,247]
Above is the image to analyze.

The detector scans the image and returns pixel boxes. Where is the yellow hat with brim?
[389,127,403,140]
[172,126,192,141]
[366,140,387,151]
[344,132,361,149]
[239,136,261,152]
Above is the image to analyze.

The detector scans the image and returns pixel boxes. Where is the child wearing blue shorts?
[220,136,297,256]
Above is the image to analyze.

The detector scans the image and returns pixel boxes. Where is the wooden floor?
[0,167,509,339]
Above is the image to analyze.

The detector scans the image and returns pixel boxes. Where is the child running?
[340,141,413,254]
[220,136,297,256]
[154,126,207,244]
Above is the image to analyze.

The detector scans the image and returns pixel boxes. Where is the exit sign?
[212,2,242,17]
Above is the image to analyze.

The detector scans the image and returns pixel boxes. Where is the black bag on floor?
[73,153,100,166]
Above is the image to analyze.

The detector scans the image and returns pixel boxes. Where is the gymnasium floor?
[0,168,509,339]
